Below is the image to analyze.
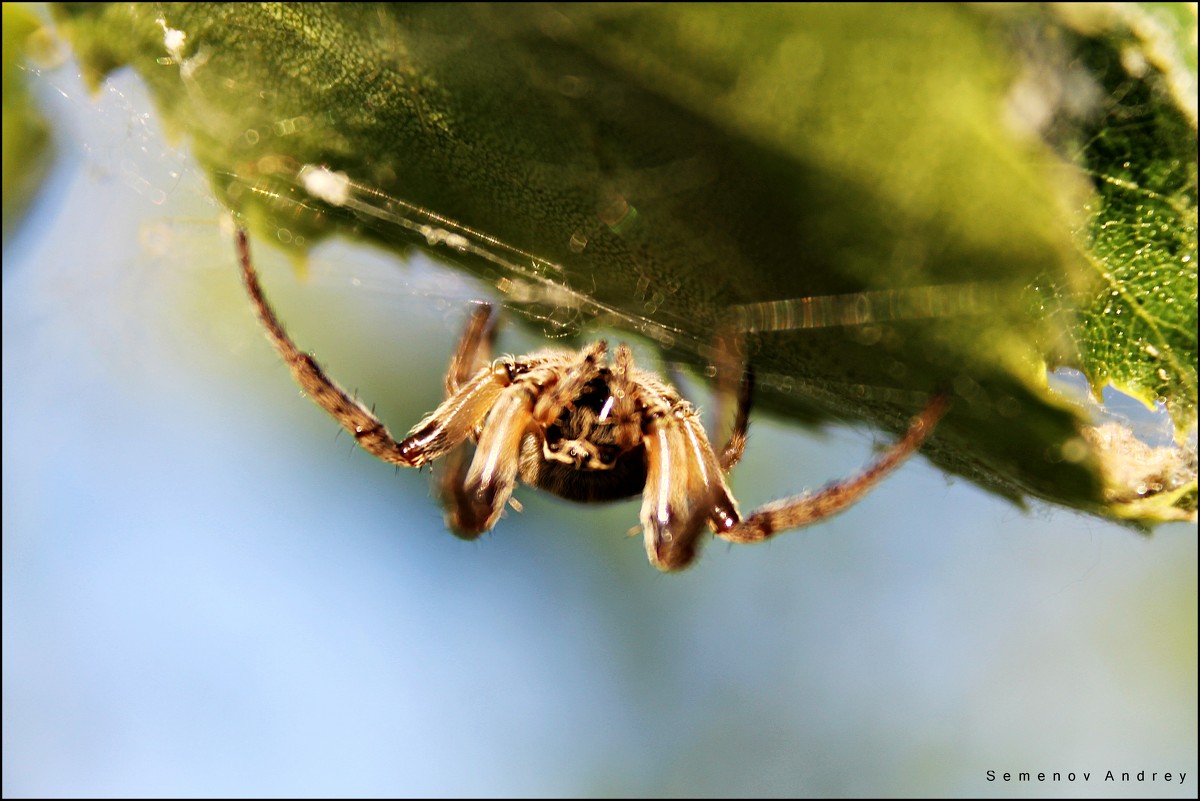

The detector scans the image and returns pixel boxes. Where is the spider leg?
[717,365,754,472]
[640,401,741,571]
[237,227,415,467]
[396,363,514,467]
[718,393,949,545]
[709,330,755,472]
[436,304,502,538]
[457,383,537,534]
[446,303,499,394]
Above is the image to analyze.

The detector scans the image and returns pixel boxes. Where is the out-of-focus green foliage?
[3,3,54,237]
[48,3,1197,523]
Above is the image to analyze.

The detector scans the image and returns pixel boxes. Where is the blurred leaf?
[3,3,55,238]
[50,3,1197,524]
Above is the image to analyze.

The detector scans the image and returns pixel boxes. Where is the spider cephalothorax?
[237,229,947,571]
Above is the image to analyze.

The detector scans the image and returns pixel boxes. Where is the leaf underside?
[49,3,1198,524]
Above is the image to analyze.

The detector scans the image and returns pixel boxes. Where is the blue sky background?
[3,35,1196,798]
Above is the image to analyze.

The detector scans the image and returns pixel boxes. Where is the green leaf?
[1035,4,1198,522]
[1068,6,1197,432]
[49,3,1197,524]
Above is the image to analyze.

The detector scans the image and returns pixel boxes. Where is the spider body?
[237,229,947,571]
[517,370,653,503]
[391,334,741,565]
[408,348,660,501]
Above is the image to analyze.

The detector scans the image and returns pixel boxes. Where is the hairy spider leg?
[446,303,499,395]
[237,227,417,467]
[717,392,950,546]
[436,304,505,538]
[458,380,537,533]
[708,330,756,472]
[718,366,755,472]
[239,226,515,486]
[641,401,741,571]
[395,363,513,467]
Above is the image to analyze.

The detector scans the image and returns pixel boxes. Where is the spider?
[236,228,948,571]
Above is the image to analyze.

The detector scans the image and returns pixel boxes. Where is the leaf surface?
[51,3,1198,523]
